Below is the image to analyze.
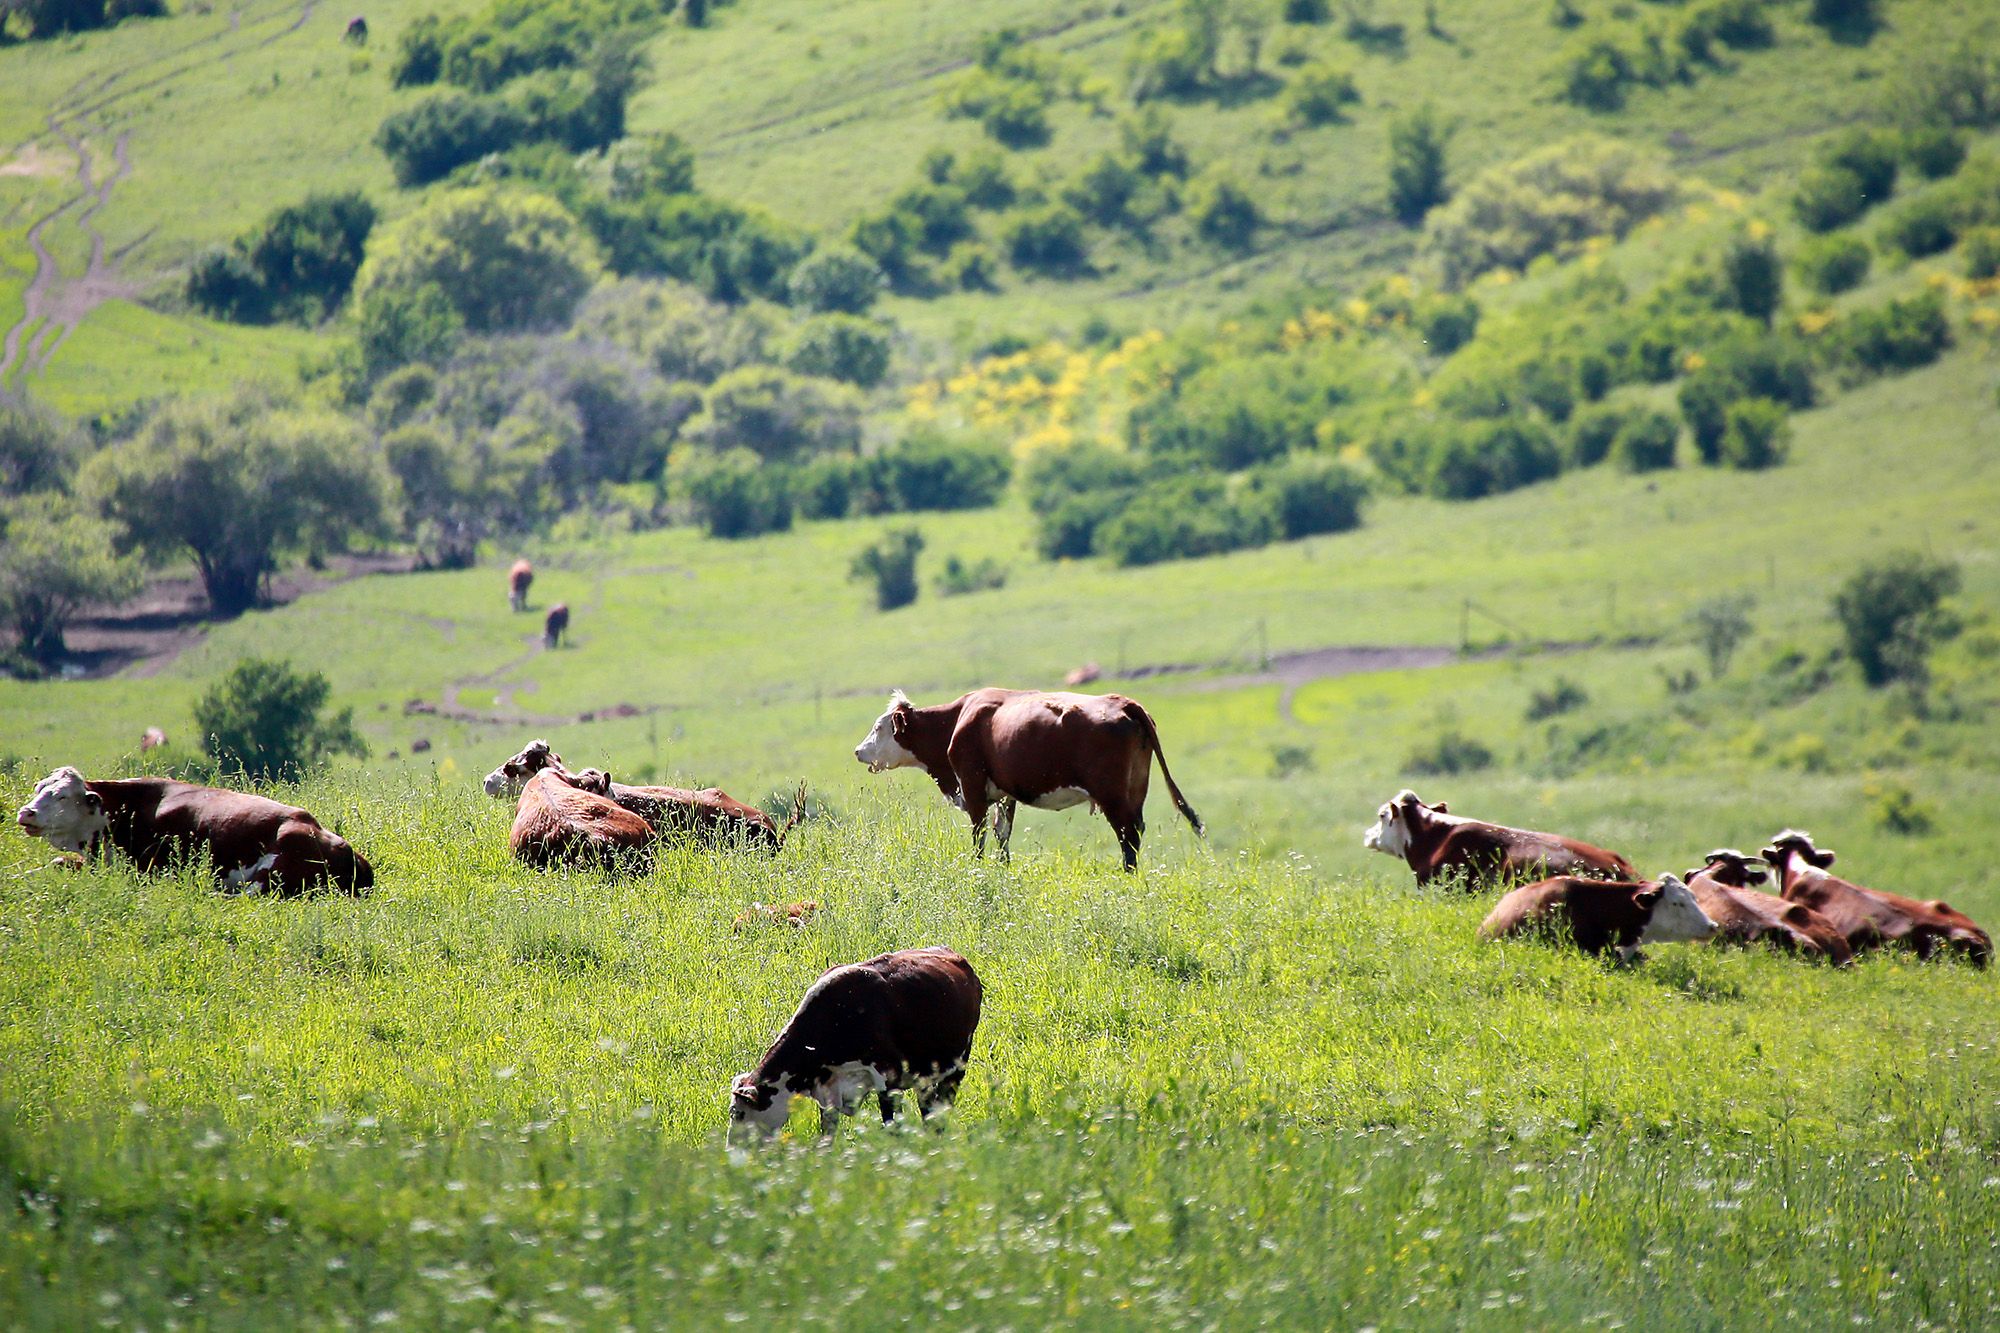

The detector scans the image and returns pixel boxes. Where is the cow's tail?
[1134,704,1203,837]
[776,780,810,850]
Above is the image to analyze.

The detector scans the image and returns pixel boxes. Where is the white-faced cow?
[508,558,534,613]
[1761,830,1991,968]
[1683,848,1853,964]
[15,766,372,896]
[852,688,1202,871]
[1363,789,1635,891]
[483,740,801,852]
[507,767,653,871]
[729,946,982,1136]
[1479,873,1717,962]
[543,603,569,649]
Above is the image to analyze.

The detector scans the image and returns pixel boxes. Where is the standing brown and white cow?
[1683,848,1853,963]
[729,946,982,1135]
[1479,873,1717,962]
[507,767,654,871]
[508,558,534,612]
[482,740,801,852]
[1762,830,1991,967]
[543,603,569,648]
[15,766,372,895]
[852,688,1202,870]
[1363,789,1635,890]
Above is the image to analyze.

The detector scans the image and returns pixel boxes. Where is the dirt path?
[1195,642,1587,722]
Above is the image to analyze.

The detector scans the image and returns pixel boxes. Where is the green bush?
[1833,290,1951,374]
[1253,454,1368,540]
[1418,294,1478,355]
[1689,0,1774,49]
[892,182,975,255]
[194,657,368,781]
[945,243,1001,292]
[1832,550,1962,686]
[1279,62,1360,127]
[1566,403,1630,468]
[851,528,925,611]
[1388,103,1453,227]
[1121,108,1192,179]
[782,315,892,388]
[1808,0,1878,40]
[1189,175,1262,251]
[188,192,378,325]
[1063,152,1145,227]
[1003,205,1090,274]
[785,247,884,314]
[1576,352,1613,401]
[956,149,1020,208]
[1964,227,2000,280]
[1560,36,1635,112]
[879,433,1013,512]
[935,554,1009,597]
[1792,233,1871,295]
[672,448,793,539]
[1611,408,1679,472]
[1720,233,1782,325]
[375,93,527,187]
[1718,397,1789,470]
[682,366,863,463]
[1420,417,1562,500]
[1791,166,1867,234]
[1820,128,1899,203]
[1096,474,1278,567]
[1526,677,1589,721]
[1901,126,1967,180]
[1879,194,1958,258]
[0,493,141,664]
[1405,729,1494,777]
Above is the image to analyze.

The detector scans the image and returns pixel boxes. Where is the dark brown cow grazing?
[543,602,569,648]
[16,766,371,896]
[730,946,982,1135]
[1364,789,1635,890]
[852,688,1202,871]
[483,740,802,852]
[1684,848,1853,964]
[508,558,534,612]
[344,15,368,42]
[507,768,653,871]
[1479,873,1717,961]
[1762,830,1991,968]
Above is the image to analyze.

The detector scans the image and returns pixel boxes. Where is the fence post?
[1460,598,1470,654]
[1257,619,1269,670]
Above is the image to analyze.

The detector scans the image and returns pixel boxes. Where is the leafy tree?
[1189,174,1261,250]
[1901,127,1966,181]
[1689,593,1754,680]
[682,366,862,462]
[1279,62,1359,127]
[193,657,368,781]
[671,447,793,539]
[1255,454,1367,539]
[353,281,464,385]
[0,492,140,664]
[352,186,603,334]
[851,528,925,610]
[375,93,528,187]
[786,247,885,314]
[0,398,81,496]
[571,278,774,382]
[1718,397,1789,470]
[82,389,390,617]
[783,316,893,389]
[1792,234,1870,295]
[1832,551,1962,688]
[1610,408,1679,472]
[879,432,1013,511]
[1791,166,1867,233]
[1720,232,1781,325]
[1003,205,1090,274]
[1120,108,1191,178]
[1064,152,1145,227]
[610,132,698,199]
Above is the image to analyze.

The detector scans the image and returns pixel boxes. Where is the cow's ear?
[1635,885,1662,908]
[1430,802,1447,814]
[1814,848,1837,869]
[1745,866,1769,884]
[890,709,909,738]
[84,791,104,813]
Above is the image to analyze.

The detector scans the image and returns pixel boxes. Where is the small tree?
[786,246,885,314]
[1689,593,1754,680]
[1189,174,1261,250]
[782,315,893,388]
[0,398,81,496]
[1832,551,1961,688]
[194,657,368,781]
[1721,232,1781,325]
[851,528,925,611]
[0,493,140,664]
[1387,102,1452,224]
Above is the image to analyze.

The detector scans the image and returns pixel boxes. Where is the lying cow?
[483,739,800,852]
[852,688,1202,871]
[1364,789,1635,891]
[1762,830,1991,968]
[730,946,982,1136]
[15,765,371,896]
[1684,848,1852,964]
[508,767,653,871]
[1479,873,1717,962]
[508,558,534,612]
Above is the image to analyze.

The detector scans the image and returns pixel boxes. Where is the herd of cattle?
[10,678,1992,1135]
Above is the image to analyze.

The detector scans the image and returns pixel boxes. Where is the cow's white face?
[853,694,920,774]
[729,1073,793,1135]
[16,766,108,852]
[1639,874,1718,946]
[1364,790,1440,857]
[484,739,560,798]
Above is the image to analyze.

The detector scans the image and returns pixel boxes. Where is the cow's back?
[1787,873,1988,965]
[1690,875,1849,961]
[1481,877,1648,955]
[510,772,651,867]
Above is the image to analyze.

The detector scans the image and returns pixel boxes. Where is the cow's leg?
[878,1089,897,1124]
[991,798,1016,864]
[918,1066,966,1118]
[1104,803,1144,872]
[958,783,992,859]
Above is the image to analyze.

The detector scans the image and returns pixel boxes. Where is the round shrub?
[782,315,892,388]
[1566,403,1630,468]
[1834,290,1952,374]
[1792,233,1870,295]
[1255,454,1368,539]
[1003,205,1090,274]
[1280,62,1361,127]
[1611,408,1679,473]
[1820,128,1899,203]
[1792,166,1867,233]
[1719,397,1789,470]
[1902,126,1967,180]
[1096,475,1279,567]
[1418,295,1480,356]
[786,246,884,314]
[1423,417,1561,500]
[1190,175,1262,251]
[1880,194,1958,257]
[879,433,1013,512]
[1964,226,2000,280]
[671,448,793,538]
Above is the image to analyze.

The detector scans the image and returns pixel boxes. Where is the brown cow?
[1762,830,1991,968]
[1364,789,1635,890]
[508,768,653,871]
[482,740,802,852]
[508,558,534,612]
[730,946,982,1135]
[15,766,371,896]
[543,603,569,648]
[139,726,167,752]
[1479,873,1717,961]
[732,900,821,932]
[1684,848,1853,964]
[851,688,1202,871]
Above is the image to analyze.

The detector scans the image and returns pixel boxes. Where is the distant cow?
[1479,873,1717,962]
[733,900,821,932]
[507,768,653,871]
[15,766,371,896]
[343,15,367,42]
[852,688,1202,871]
[508,558,534,612]
[544,603,569,648]
[1363,789,1635,891]
[730,946,982,1135]
[1684,848,1853,964]
[1064,662,1102,687]
[1762,830,1991,968]
[482,739,801,852]
[139,726,167,752]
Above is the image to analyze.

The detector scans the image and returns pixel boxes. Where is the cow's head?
[16,766,108,853]
[1638,873,1719,945]
[728,1072,792,1135]
[565,768,615,797]
[483,739,562,798]
[853,691,921,773]
[1692,848,1769,887]
[1363,788,1444,857]
[1760,829,1836,872]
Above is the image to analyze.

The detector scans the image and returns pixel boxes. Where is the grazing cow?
[507,768,653,871]
[729,946,982,1135]
[733,900,821,932]
[1064,662,1102,687]
[543,602,569,649]
[508,558,534,612]
[343,14,367,42]
[1683,848,1853,964]
[15,766,371,896]
[1479,873,1717,962]
[139,726,167,752]
[482,740,802,852]
[1363,789,1635,891]
[852,688,1203,871]
[1762,830,1991,968]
